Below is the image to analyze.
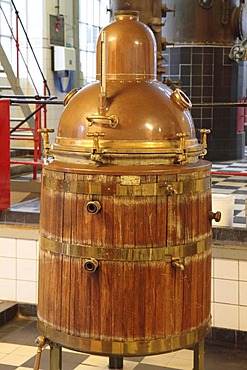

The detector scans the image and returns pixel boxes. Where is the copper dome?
[53,11,204,165]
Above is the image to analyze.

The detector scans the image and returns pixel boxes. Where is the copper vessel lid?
[53,11,205,165]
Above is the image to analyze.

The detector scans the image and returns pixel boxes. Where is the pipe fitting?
[84,258,99,273]
[171,258,185,271]
[86,201,102,214]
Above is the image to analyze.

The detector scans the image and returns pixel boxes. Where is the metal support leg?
[50,342,62,370]
[33,336,46,370]
[108,356,124,369]
[193,339,204,370]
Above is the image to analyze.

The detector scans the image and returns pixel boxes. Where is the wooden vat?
[38,161,212,356]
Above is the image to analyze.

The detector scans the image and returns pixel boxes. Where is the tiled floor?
[0,317,247,370]
[211,150,247,228]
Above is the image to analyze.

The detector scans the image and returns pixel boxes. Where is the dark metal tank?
[163,0,247,45]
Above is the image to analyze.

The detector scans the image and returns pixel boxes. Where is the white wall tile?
[36,241,39,260]
[0,238,16,258]
[17,259,37,282]
[214,303,238,330]
[214,258,238,280]
[0,257,16,279]
[239,306,247,331]
[239,282,247,306]
[239,261,247,282]
[16,281,37,304]
[0,279,16,301]
[214,279,238,305]
[211,278,214,302]
[16,239,37,259]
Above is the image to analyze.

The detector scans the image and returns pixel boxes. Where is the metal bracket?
[38,128,54,160]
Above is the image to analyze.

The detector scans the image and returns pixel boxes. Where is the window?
[79,0,109,85]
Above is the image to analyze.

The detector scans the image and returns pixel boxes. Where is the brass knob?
[209,211,222,222]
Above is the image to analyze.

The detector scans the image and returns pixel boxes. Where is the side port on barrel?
[86,201,102,214]
[209,211,221,222]
[84,258,99,273]
[171,258,185,271]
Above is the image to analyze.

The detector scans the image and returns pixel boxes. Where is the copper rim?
[37,318,211,356]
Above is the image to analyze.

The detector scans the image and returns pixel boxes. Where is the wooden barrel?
[37,160,212,356]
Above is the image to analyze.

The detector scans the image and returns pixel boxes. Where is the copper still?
[37,10,217,369]
[163,0,247,45]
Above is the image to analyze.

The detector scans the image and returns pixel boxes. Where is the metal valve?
[37,128,54,160]
[148,17,165,33]
[87,131,105,162]
[175,132,189,164]
[161,4,176,17]
[199,129,211,158]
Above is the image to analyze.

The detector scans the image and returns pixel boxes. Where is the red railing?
[0,1,53,180]
[8,96,62,180]
[9,102,42,181]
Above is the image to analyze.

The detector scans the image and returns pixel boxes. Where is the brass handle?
[63,88,79,106]
[86,114,119,128]
[209,211,221,222]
